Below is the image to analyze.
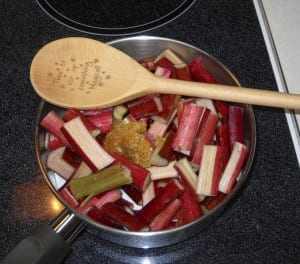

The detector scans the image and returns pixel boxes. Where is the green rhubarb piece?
[70,163,132,199]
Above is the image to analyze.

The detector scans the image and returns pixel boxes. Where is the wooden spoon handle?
[151,77,300,109]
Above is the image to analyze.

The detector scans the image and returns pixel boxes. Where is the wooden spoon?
[30,37,300,110]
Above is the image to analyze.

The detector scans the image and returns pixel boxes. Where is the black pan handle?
[1,209,86,264]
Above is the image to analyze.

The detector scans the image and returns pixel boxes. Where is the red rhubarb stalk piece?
[188,56,218,83]
[228,105,245,149]
[44,132,64,150]
[77,189,121,213]
[216,124,231,172]
[87,207,123,229]
[47,147,76,180]
[192,110,219,167]
[214,101,229,124]
[87,111,113,134]
[172,103,204,156]
[100,202,148,231]
[176,98,196,124]
[63,109,101,137]
[149,198,182,231]
[122,184,143,205]
[201,192,227,212]
[62,147,82,169]
[180,180,202,224]
[127,95,163,119]
[175,63,192,81]
[152,94,180,124]
[41,111,72,149]
[158,129,176,161]
[218,142,249,194]
[59,186,79,208]
[137,179,184,223]
[111,152,151,192]
[197,145,223,196]
[62,117,114,172]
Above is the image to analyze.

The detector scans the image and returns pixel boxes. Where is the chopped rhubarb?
[192,109,219,167]
[62,147,82,169]
[100,202,148,231]
[201,192,227,212]
[77,189,121,212]
[148,160,178,181]
[214,101,229,124]
[175,63,192,81]
[172,103,204,156]
[113,105,128,120]
[137,179,184,223]
[175,157,198,191]
[142,180,155,206]
[218,142,249,194]
[228,106,245,149]
[122,184,143,205]
[150,143,168,167]
[111,152,150,192]
[154,66,172,78]
[71,161,92,180]
[87,207,123,229]
[158,129,176,161]
[216,124,231,172]
[63,109,101,137]
[87,111,113,134]
[196,98,217,115]
[70,163,132,200]
[188,56,218,83]
[44,132,64,150]
[149,198,182,231]
[154,49,184,65]
[180,180,202,224]
[47,147,76,180]
[59,187,79,208]
[127,95,163,119]
[41,111,71,149]
[62,116,114,171]
[152,94,180,124]
[197,145,222,196]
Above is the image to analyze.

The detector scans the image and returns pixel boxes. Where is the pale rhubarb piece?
[47,147,76,180]
[62,117,114,172]
[100,202,148,231]
[113,105,128,120]
[154,66,172,78]
[175,157,198,191]
[142,180,155,206]
[71,161,92,180]
[218,142,249,194]
[197,145,222,196]
[148,160,178,181]
[137,179,184,223]
[149,199,182,231]
[154,49,184,65]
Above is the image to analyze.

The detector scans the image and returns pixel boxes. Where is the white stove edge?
[253,0,300,167]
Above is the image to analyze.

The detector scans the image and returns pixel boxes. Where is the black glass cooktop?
[36,0,195,35]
